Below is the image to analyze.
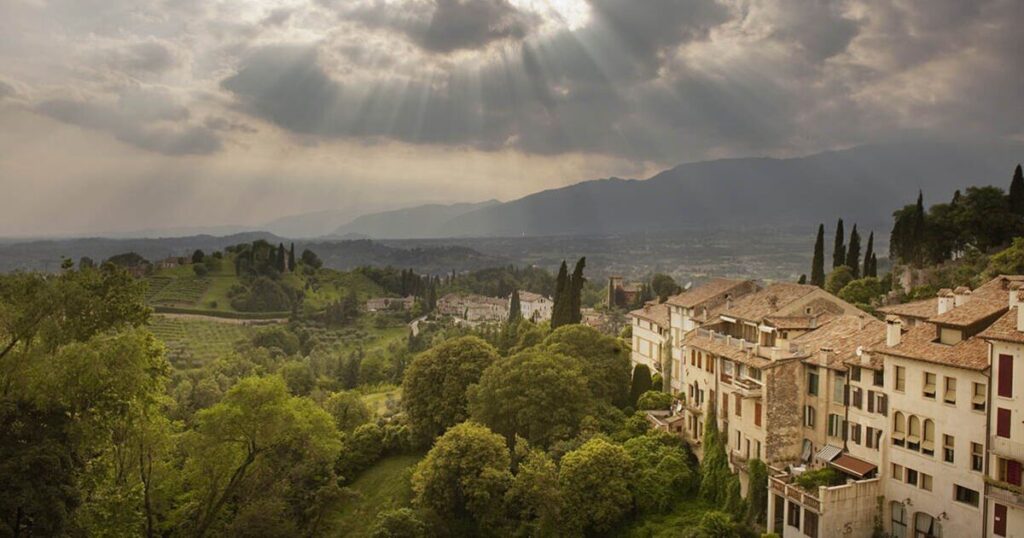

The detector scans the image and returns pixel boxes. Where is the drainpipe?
[983,341,993,538]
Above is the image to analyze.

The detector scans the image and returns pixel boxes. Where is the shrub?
[637,390,673,410]
[371,508,427,538]
[794,467,844,492]
[193,263,209,277]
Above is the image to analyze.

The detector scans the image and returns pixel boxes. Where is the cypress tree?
[509,288,522,323]
[811,224,826,287]
[846,224,861,278]
[569,257,586,324]
[1010,164,1024,216]
[863,231,874,278]
[832,218,845,268]
[912,191,926,266]
[869,253,878,278]
[629,364,653,406]
[288,243,296,271]
[798,274,807,284]
[552,261,569,328]
[276,243,286,272]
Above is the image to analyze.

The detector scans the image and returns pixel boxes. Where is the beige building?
[511,290,553,322]
[437,293,508,323]
[629,302,671,376]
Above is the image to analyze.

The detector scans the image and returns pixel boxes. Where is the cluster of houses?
[630,276,1024,538]
[432,290,554,324]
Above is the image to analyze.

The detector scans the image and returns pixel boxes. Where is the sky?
[0,0,1022,236]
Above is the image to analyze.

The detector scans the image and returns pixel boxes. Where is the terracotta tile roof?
[763,313,837,330]
[979,307,1024,344]
[629,302,671,328]
[515,291,550,303]
[927,279,1010,328]
[795,316,887,369]
[666,278,758,308]
[719,283,820,322]
[877,298,939,320]
[683,329,773,369]
[869,322,990,371]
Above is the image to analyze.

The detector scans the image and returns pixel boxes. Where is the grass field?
[148,316,258,369]
[149,276,211,306]
[360,386,402,417]
[332,454,422,537]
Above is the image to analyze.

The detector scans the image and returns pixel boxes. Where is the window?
[708,356,715,374]
[892,463,903,481]
[851,366,861,382]
[914,513,940,537]
[866,426,877,449]
[756,441,761,459]
[723,393,729,418]
[873,369,885,387]
[804,510,819,538]
[905,467,918,486]
[998,408,1012,438]
[850,422,862,444]
[893,412,906,447]
[877,393,889,416]
[999,354,1014,398]
[833,373,846,404]
[827,413,845,438]
[735,393,742,417]
[852,387,863,409]
[891,502,907,538]
[804,405,816,428]
[736,430,742,451]
[755,401,762,427]
[972,443,984,472]
[807,368,819,396]
[920,473,933,491]
[923,372,936,399]
[973,383,987,412]
[895,366,906,391]
[998,458,1023,487]
[922,419,935,456]
[907,416,921,451]
[943,435,955,464]
[944,377,957,405]
[788,501,801,528]
[954,485,980,507]
[867,390,875,412]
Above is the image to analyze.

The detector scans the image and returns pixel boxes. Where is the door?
[994,503,1007,537]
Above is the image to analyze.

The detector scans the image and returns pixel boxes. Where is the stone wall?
[766,359,804,464]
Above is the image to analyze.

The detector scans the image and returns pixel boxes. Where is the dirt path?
[153,312,288,325]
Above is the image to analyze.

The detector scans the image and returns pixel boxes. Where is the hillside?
[331,200,500,239]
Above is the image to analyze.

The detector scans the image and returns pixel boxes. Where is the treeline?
[225,240,322,313]
[891,164,1024,267]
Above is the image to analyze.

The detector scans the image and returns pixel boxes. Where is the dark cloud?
[345,0,541,53]
[261,7,294,27]
[105,40,180,73]
[204,115,258,133]
[37,89,222,156]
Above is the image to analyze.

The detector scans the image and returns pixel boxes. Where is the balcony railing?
[769,475,821,512]
[693,328,802,361]
[986,478,1024,509]
[990,435,1024,461]
[733,378,764,399]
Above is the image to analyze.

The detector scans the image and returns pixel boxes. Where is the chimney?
[954,287,972,307]
[1011,283,1024,309]
[937,289,955,315]
[725,294,733,311]
[1018,290,1024,332]
[886,315,903,347]
[857,315,866,331]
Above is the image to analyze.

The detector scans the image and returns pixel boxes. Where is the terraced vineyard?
[144,276,174,302]
[148,316,257,369]
[148,276,211,306]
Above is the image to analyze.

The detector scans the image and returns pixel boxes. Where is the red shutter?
[998,408,1012,438]
[1009,460,1023,487]
[999,354,1014,398]
[755,402,762,427]
[995,503,1008,536]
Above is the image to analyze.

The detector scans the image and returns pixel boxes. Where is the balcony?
[769,475,821,511]
[733,378,764,399]
[991,435,1024,461]
[986,478,1024,509]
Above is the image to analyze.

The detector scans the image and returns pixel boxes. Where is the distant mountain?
[436,139,1024,237]
[262,209,361,238]
[331,200,501,239]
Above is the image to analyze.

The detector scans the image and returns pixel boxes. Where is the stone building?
[511,290,553,322]
[629,302,671,375]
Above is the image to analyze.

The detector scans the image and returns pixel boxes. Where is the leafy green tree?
[192,249,206,264]
[832,218,845,268]
[324,391,373,432]
[651,273,682,302]
[251,326,301,355]
[544,324,631,407]
[811,224,826,287]
[301,249,323,269]
[746,459,768,524]
[506,443,562,536]
[630,364,654,406]
[624,432,696,513]
[402,336,498,443]
[846,224,861,278]
[180,376,342,537]
[559,438,634,535]
[411,422,512,532]
[838,277,882,306]
[697,511,738,538]
[1010,164,1024,216]
[699,405,730,504]
[280,360,315,395]
[825,266,855,295]
[468,350,591,448]
[337,423,384,478]
[637,390,673,410]
[371,508,428,538]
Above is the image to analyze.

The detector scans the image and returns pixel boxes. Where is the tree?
[838,277,882,306]
[984,237,1024,278]
[507,444,562,536]
[650,273,682,302]
[637,390,673,410]
[468,350,591,448]
[402,336,499,443]
[79,256,95,270]
[508,289,522,323]
[630,364,653,406]
[832,218,845,268]
[699,404,730,504]
[288,243,296,272]
[371,508,427,538]
[624,432,695,513]
[411,422,512,532]
[697,511,738,538]
[811,223,826,287]
[544,324,631,407]
[276,243,287,272]
[568,257,586,324]
[193,263,209,277]
[863,231,875,278]
[559,438,634,535]
[825,266,855,295]
[746,459,768,524]
[798,274,807,284]
[551,261,569,328]
[192,249,206,264]
[301,249,323,269]
[1011,164,1024,216]
[180,376,342,537]
[324,391,373,432]
[846,224,861,278]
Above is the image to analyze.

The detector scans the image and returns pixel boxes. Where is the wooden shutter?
[999,354,1014,398]
[1009,460,1023,487]
[995,503,1008,537]
[755,402,762,427]
[998,408,1012,438]
[867,390,874,413]
[879,394,888,416]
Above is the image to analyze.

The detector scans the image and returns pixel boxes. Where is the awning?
[815,444,843,463]
[830,454,878,478]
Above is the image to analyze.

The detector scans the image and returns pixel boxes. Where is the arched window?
[891,502,908,538]
[893,412,906,447]
[914,512,941,538]
[922,420,935,456]
[907,416,921,450]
